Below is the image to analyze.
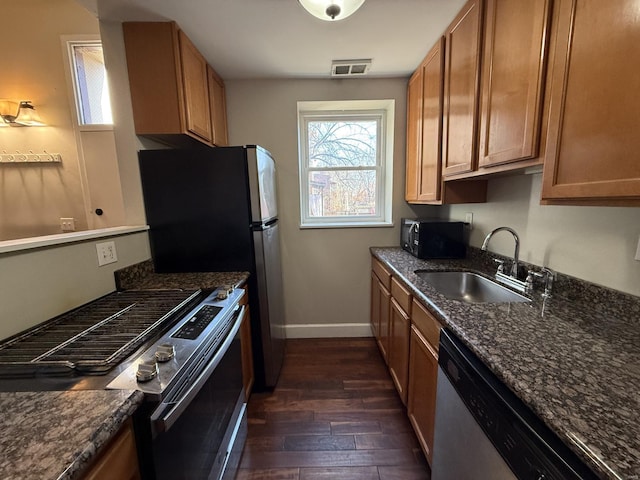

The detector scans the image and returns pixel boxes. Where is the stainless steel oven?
[108,288,248,480]
[0,286,248,480]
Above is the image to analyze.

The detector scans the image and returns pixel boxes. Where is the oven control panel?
[106,287,244,399]
[172,305,223,340]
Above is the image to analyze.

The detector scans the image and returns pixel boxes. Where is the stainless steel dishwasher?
[431,329,598,480]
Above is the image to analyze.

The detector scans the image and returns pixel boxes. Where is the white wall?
[226,78,434,337]
[446,174,640,296]
[0,0,99,240]
[0,231,150,340]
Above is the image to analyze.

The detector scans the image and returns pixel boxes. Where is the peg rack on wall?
[0,151,62,164]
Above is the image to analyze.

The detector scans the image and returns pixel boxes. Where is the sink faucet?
[481,227,520,278]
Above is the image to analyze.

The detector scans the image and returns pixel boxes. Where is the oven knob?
[136,360,159,382]
[155,343,176,362]
[216,288,230,300]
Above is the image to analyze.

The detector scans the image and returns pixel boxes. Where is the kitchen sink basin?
[414,270,530,303]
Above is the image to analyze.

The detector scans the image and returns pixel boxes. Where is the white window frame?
[297,99,395,228]
[63,37,113,132]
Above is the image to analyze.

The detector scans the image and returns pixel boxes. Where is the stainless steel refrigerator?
[138,145,285,389]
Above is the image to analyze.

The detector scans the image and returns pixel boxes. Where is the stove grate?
[0,289,202,375]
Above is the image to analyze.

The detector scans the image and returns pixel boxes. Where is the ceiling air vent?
[331,59,372,77]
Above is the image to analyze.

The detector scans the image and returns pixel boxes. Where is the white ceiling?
[83,0,467,80]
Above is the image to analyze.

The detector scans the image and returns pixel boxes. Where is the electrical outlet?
[60,217,75,232]
[635,235,640,261]
[465,212,473,230]
[96,241,118,266]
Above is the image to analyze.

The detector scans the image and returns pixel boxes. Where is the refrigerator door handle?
[251,218,278,230]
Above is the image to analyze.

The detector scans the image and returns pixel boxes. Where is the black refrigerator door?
[139,148,254,272]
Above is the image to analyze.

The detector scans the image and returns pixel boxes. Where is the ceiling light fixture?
[0,100,45,126]
[298,0,365,21]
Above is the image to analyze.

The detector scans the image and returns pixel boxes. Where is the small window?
[67,41,113,126]
[298,100,395,228]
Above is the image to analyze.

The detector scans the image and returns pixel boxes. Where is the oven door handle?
[150,304,246,434]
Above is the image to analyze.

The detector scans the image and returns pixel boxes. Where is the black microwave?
[401,218,466,259]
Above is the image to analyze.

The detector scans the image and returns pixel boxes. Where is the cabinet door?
[417,37,445,202]
[123,22,184,136]
[541,0,640,202]
[389,298,410,405]
[378,279,391,364]
[405,67,423,202]
[442,0,483,176]
[178,30,213,142]
[82,420,140,480]
[370,271,391,364]
[478,0,550,168]
[408,326,439,466]
[370,271,381,338]
[208,65,229,146]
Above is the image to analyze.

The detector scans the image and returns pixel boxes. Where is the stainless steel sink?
[414,271,530,303]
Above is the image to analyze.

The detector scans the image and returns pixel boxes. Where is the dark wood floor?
[237,338,430,480]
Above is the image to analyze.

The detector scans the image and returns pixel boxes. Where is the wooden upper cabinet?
[123,22,220,147]
[207,65,229,146]
[178,31,213,142]
[541,0,640,203]
[418,38,445,202]
[406,38,445,203]
[478,0,551,168]
[405,67,423,202]
[442,0,483,177]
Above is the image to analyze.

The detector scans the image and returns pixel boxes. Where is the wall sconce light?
[0,100,45,126]
[298,0,365,21]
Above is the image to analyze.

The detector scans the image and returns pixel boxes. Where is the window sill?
[299,221,394,229]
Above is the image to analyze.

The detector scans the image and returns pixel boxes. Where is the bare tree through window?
[306,119,378,218]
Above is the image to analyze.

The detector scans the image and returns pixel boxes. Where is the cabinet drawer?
[391,277,412,314]
[372,257,392,290]
[411,299,442,351]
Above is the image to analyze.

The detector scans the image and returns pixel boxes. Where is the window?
[67,41,113,127]
[298,100,395,228]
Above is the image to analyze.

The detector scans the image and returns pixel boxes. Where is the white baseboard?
[284,323,373,339]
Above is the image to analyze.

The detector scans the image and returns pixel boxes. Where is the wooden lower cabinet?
[82,419,140,480]
[389,297,411,405]
[369,257,442,464]
[370,271,380,339]
[371,271,391,364]
[240,288,254,399]
[408,325,439,466]
[408,299,443,465]
[371,258,392,364]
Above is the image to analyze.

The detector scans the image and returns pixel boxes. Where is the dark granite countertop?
[371,247,640,480]
[0,389,144,480]
[115,260,250,291]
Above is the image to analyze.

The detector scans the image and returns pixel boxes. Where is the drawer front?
[391,277,412,314]
[411,299,442,351]
[372,257,392,290]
